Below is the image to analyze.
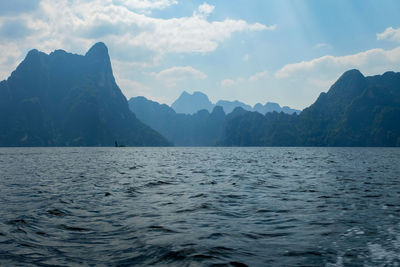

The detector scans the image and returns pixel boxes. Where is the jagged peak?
[50,49,67,56]
[327,69,367,96]
[180,91,190,96]
[85,42,109,58]
[231,106,246,114]
[338,69,365,81]
[192,91,208,97]
[211,105,225,115]
[27,49,39,56]
[25,49,47,60]
[265,102,281,108]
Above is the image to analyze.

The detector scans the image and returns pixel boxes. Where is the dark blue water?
[0,147,400,266]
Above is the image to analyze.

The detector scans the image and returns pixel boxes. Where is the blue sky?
[0,0,400,109]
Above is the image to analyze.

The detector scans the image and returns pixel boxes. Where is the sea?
[0,147,399,266]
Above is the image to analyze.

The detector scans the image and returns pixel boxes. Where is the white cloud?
[249,70,269,81]
[220,77,246,88]
[116,77,171,104]
[0,42,22,79]
[196,2,215,17]
[0,0,274,81]
[222,45,400,109]
[275,46,400,79]
[242,54,249,61]
[221,79,235,87]
[155,66,207,87]
[129,14,272,54]
[15,0,273,55]
[377,26,400,43]
[116,78,149,97]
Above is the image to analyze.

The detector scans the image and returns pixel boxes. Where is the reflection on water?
[0,147,400,266]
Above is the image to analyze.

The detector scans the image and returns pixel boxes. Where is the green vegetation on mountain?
[129,97,225,146]
[220,70,400,146]
[0,43,170,146]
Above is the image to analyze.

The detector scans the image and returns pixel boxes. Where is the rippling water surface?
[1,147,400,266]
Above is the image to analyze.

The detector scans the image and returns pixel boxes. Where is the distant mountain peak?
[211,105,225,116]
[327,69,367,99]
[172,91,300,115]
[337,69,365,83]
[180,91,190,96]
[26,48,39,56]
[24,49,46,61]
[85,42,109,58]
[0,43,170,146]
[84,42,112,75]
[171,91,214,114]
[342,69,364,76]
[193,91,207,96]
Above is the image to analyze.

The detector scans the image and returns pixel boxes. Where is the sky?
[0,0,400,109]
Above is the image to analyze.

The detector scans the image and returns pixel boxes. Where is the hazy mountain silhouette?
[216,100,300,115]
[216,100,253,114]
[171,91,215,114]
[253,102,300,115]
[0,42,170,146]
[129,95,300,146]
[220,69,400,146]
[129,96,225,146]
[170,91,300,115]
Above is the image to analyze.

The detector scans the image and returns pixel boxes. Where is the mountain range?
[220,70,400,146]
[171,91,300,115]
[129,69,400,147]
[0,42,170,146]
[0,42,398,147]
[129,97,225,146]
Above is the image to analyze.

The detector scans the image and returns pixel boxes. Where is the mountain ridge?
[220,69,400,147]
[0,42,170,146]
[169,91,300,115]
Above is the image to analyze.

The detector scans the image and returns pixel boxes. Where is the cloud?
[377,26,400,43]
[220,77,246,88]
[19,0,273,55]
[275,46,400,79]
[242,54,249,61]
[221,79,235,87]
[196,2,215,17]
[0,0,274,83]
[222,45,400,109]
[116,78,150,96]
[155,66,207,87]
[0,43,22,79]
[126,5,273,53]
[249,70,269,81]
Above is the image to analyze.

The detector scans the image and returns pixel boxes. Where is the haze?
[1,0,400,109]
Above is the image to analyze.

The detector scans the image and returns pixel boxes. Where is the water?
[0,147,400,266]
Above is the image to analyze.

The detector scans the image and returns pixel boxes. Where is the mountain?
[253,102,300,115]
[171,91,214,114]
[171,91,300,115]
[216,100,253,114]
[129,97,225,146]
[0,42,170,146]
[220,70,400,147]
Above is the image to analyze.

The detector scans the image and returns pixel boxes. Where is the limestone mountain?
[220,70,400,146]
[171,91,215,114]
[170,91,300,115]
[129,96,225,146]
[0,42,170,146]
